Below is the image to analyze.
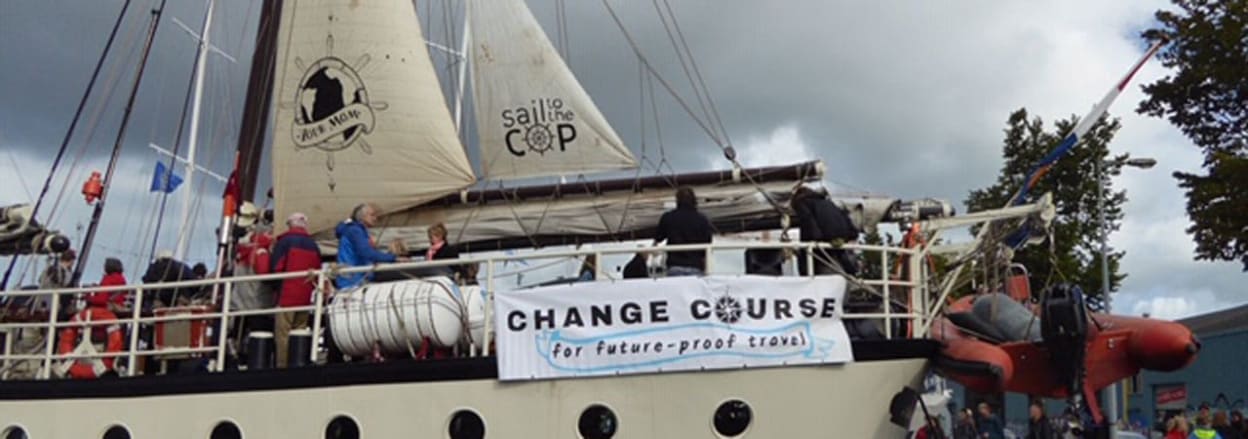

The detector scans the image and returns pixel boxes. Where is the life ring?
[57,307,124,379]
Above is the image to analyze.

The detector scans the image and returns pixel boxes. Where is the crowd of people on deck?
[3,185,869,378]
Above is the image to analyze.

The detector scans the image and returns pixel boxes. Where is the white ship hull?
[0,350,929,438]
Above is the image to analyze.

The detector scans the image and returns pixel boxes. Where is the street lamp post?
[1099,155,1155,438]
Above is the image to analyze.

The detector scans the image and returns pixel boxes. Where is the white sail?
[468,0,637,180]
[270,0,476,234]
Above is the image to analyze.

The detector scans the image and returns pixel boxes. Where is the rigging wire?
[72,0,172,285]
[3,150,34,202]
[601,0,786,218]
[0,0,134,290]
[45,7,151,229]
[651,0,716,141]
[660,0,732,147]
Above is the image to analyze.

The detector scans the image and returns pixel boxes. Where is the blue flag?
[150,161,183,193]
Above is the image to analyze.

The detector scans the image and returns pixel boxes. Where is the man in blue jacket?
[335,203,405,289]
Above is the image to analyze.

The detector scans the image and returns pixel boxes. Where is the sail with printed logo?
[466,0,637,180]
[270,0,476,234]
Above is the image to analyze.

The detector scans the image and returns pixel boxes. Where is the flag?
[150,161,183,193]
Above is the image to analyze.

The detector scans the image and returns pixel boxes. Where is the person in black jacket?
[1027,400,1055,439]
[791,186,860,276]
[141,250,197,309]
[654,187,713,276]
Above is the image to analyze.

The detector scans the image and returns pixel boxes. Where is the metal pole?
[215,278,232,371]
[311,265,326,364]
[484,259,493,355]
[175,0,217,260]
[1097,159,1118,437]
[127,287,144,376]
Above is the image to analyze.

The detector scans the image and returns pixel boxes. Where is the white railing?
[0,241,932,381]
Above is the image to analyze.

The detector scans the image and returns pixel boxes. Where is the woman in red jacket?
[89,258,129,310]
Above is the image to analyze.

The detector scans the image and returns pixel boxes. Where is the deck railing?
[0,241,931,381]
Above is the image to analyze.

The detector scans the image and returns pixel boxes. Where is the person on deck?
[142,250,197,308]
[335,203,404,289]
[976,402,1005,439]
[653,187,713,276]
[790,186,860,276]
[232,226,274,335]
[622,252,650,279]
[90,258,130,313]
[425,222,465,281]
[270,212,322,368]
[37,249,76,315]
[577,253,598,281]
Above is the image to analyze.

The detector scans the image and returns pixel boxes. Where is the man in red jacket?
[270,212,323,368]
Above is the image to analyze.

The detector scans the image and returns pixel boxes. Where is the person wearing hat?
[271,212,323,367]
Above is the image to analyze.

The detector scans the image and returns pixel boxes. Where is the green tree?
[1138,0,1248,269]
[965,109,1127,311]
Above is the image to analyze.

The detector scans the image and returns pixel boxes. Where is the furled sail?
[0,204,70,256]
[370,161,825,252]
[270,0,476,234]
[467,0,637,180]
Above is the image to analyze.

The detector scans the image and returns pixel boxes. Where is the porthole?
[447,409,485,439]
[103,425,131,439]
[3,426,28,439]
[210,420,243,439]
[325,415,360,439]
[713,399,752,437]
[577,404,618,439]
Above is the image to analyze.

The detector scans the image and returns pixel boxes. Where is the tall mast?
[235,0,283,205]
[73,1,170,284]
[174,0,217,261]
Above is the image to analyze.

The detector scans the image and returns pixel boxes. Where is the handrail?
[0,241,929,381]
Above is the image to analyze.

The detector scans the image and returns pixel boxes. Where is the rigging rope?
[601,0,788,217]
[0,0,133,290]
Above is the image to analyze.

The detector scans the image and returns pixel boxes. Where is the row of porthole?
[1,400,753,439]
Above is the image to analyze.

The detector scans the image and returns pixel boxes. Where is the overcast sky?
[1,0,1242,318]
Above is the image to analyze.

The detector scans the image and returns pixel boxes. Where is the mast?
[73,1,170,285]
[174,0,217,261]
[236,0,283,204]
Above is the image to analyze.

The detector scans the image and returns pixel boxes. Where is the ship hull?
[0,341,933,438]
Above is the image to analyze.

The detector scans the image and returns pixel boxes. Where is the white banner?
[494,275,854,381]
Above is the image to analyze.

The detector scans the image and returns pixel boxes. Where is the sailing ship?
[0,1,945,437]
[0,1,1195,438]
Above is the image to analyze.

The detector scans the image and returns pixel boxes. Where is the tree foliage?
[1138,0,1248,270]
[965,109,1127,311]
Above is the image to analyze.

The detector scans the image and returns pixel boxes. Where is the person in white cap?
[270,212,323,367]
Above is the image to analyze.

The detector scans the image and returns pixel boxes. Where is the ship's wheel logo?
[283,35,389,191]
[714,295,743,324]
[524,123,554,155]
